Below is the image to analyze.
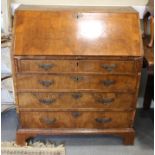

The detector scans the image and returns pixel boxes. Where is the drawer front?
[16,74,76,90]
[20,111,133,129]
[19,59,135,74]
[20,60,77,73]
[78,60,135,74]
[18,92,134,109]
[76,75,137,91]
[16,74,137,92]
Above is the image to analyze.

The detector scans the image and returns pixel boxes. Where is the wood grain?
[16,74,138,92]
[12,6,143,145]
[19,111,133,129]
[17,92,135,110]
[19,59,136,74]
[13,7,142,56]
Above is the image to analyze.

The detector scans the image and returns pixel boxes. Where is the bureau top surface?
[13,5,143,56]
[16,5,138,12]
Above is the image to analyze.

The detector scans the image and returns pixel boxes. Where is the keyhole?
[76,13,82,19]
[77,62,79,67]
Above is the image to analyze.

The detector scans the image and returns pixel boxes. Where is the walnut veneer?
[12,5,143,145]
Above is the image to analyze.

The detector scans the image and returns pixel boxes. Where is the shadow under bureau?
[12,5,143,145]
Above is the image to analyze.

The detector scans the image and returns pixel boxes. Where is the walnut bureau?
[12,5,143,145]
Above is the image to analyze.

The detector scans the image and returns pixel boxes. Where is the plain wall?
[12,0,148,6]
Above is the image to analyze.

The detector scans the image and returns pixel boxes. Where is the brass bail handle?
[97,97,114,104]
[101,64,116,72]
[39,98,56,104]
[71,111,81,118]
[95,118,112,123]
[39,64,55,70]
[101,80,115,86]
[72,93,83,99]
[40,117,56,125]
[39,80,54,87]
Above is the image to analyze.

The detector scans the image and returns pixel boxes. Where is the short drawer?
[19,60,77,73]
[18,59,136,74]
[18,92,134,109]
[78,60,136,74]
[16,74,138,92]
[20,111,133,129]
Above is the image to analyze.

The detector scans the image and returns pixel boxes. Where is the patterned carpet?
[1,141,65,155]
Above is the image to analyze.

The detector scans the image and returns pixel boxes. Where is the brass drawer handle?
[101,80,115,86]
[39,99,56,104]
[39,80,54,87]
[40,117,56,125]
[71,76,84,82]
[96,98,114,104]
[71,112,81,118]
[39,64,55,70]
[95,118,112,124]
[72,93,83,99]
[101,64,116,72]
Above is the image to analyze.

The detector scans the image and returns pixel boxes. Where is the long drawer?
[16,74,138,92]
[17,92,134,109]
[18,59,136,74]
[20,111,133,129]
